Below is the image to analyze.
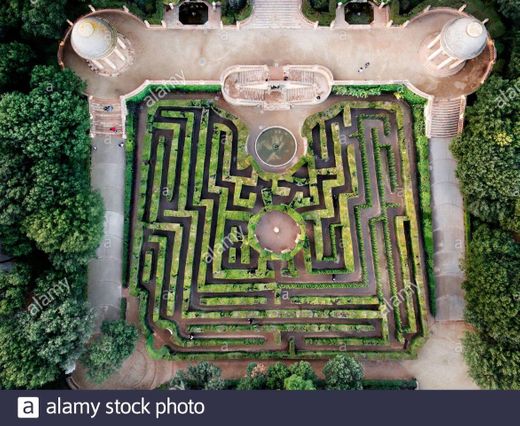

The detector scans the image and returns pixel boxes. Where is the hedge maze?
[129,95,429,359]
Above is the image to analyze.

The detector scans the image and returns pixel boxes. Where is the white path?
[430,137,466,321]
[88,132,125,328]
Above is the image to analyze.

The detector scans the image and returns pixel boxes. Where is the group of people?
[357,62,371,73]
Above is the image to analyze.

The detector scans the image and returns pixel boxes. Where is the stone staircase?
[238,68,268,84]
[427,97,466,139]
[240,87,266,101]
[288,69,315,84]
[245,0,313,29]
[286,86,316,102]
[89,97,124,137]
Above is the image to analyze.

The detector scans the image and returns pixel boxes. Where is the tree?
[0,318,60,389]
[21,0,68,40]
[462,224,520,346]
[24,299,93,369]
[323,354,364,390]
[497,0,520,20]
[237,363,268,390]
[0,42,35,92]
[0,297,92,389]
[0,0,22,31]
[266,362,291,390]
[451,76,520,233]
[289,361,318,384]
[0,264,31,316]
[284,374,316,390]
[226,0,247,10]
[81,320,138,384]
[464,332,520,390]
[0,66,103,264]
[310,0,330,12]
[507,31,520,78]
[170,362,225,390]
[23,190,104,256]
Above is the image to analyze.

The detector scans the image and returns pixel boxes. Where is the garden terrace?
[60,7,495,100]
[127,92,430,359]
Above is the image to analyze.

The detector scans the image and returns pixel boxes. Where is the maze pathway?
[129,97,429,358]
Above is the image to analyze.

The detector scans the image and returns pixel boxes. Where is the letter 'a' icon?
[17,397,40,419]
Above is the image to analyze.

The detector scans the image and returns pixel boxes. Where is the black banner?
[5,390,518,426]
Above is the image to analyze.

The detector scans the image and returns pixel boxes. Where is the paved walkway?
[364,322,478,389]
[430,137,466,321]
[88,132,125,328]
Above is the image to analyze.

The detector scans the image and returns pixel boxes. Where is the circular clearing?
[255,210,301,254]
[255,127,297,168]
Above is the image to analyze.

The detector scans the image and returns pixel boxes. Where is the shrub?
[323,354,364,390]
[82,320,138,384]
[462,224,520,347]
[289,361,318,383]
[266,362,291,390]
[237,363,268,390]
[170,362,225,390]
[284,374,316,390]
[464,331,520,390]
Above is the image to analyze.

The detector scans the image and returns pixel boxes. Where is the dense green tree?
[170,362,225,390]
[1,65,91,162]
[0,318,60,389]
[462,224,520,346]
[497,0,520,20]
[289,361,318,383]
[266,362,291,390]
[0,264,31,316]
[451,76,520,233]
[0,0,22,31]
[0,296,92,389]
[237,363,268,390]
[21,0,68,40]
[24,299,92,369]
[0,42,35,92]
[284,374,316,390]
[323,354,364,390]
[507,31,520,77]
[0,66,103,264]
[310,0,330,11]
[32,269,82,302]
[24,191,104,256]
[464,332,520,390]
[226,0,247,10]
[82,320,138,384]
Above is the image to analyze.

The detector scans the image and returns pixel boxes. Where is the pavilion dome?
[71,17,117,60]
[440,18,488,61]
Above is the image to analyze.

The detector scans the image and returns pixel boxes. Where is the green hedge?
[301,0,343,25]
[362,379,417,390]
[221,0,253,25]
[126,84,221,104]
